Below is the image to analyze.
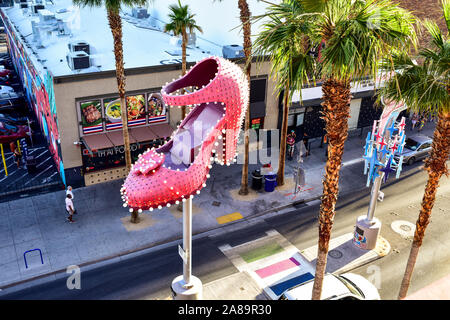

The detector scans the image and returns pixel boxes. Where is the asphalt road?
[1,160,449,300]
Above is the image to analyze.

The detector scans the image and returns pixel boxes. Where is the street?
[1,160,449,300]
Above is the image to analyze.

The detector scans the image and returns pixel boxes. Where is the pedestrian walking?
[66,186,77,215]
[65,194,76,223]
[418,115,426,132]
[11,143,22,168]
[411,113,418,130]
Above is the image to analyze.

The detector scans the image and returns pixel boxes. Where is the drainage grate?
[328,249,343,259]
[212,201,221,207]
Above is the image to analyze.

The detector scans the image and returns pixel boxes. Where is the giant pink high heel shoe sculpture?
[121,56,249,211]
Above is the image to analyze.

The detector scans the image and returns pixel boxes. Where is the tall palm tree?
[164,0,203,121]
[214,0,253,195]
[380,0,450,299]
[254,0,417,299]
[73,0,148,224]
[253,0,317,186]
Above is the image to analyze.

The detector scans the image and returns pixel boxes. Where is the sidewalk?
[0,123,436,292]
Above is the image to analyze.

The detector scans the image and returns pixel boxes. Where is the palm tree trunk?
[107,9,132,173]
[312,78,351,300]
[181,30,188,120]
[238,0,251,195]
[277,86,290,186]
[398,111,450,299]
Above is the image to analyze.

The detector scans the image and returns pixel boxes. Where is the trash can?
[251,170,263,190]
[26,156,37,173]
[264,173,277,192]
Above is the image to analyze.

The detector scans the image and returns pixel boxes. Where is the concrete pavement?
[0,123,436,298]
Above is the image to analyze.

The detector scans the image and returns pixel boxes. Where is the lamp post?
[353,98,406,250]
[171,197,203,299]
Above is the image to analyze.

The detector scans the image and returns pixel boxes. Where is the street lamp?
[353,97,407,250]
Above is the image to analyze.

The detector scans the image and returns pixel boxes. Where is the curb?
[0,163,425,292]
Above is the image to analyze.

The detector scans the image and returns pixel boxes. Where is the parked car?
[0,68,13,78]
[394,134,433,165]
[278,273,381,300]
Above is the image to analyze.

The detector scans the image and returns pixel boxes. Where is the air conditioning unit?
[132,7,149,19]
[222,44,244,59]
[56,19,70,35]
[31,4,45,14]
[66,51,90,70]
[38,9,55,23]
[68,41,90,54]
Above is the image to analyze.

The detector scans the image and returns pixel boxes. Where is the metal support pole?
[171,197,202,299]
[183,197,192,287]
[366,173,383,223]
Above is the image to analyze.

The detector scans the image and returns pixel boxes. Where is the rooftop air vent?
[68,41,90,54]
[66,51,90,70]
[132,7,149,19]
[31,4,45,15]
[222,44,244,59]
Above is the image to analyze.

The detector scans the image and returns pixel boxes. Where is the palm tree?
[380,0,450,299]
[73,0,148,224]
[253,0,317,186]
[164,0,203,121]
[74,0,147,174]
[214,0,253,195]
[254,0,417,299]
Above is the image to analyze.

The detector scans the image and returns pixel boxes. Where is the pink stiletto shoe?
[121,56,249,211]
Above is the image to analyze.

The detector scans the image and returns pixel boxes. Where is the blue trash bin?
[264,173,277,192]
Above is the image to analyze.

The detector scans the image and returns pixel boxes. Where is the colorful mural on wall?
[1,10,66,185]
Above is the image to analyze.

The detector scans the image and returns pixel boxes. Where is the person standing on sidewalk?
[302,132,310,157]
[65,194,76,223]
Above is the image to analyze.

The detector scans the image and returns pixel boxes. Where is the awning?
[81,134,114,151]
[106,130,137,146]
[129,126,158,142]
[250,101,266,119]
[149,123,174,139]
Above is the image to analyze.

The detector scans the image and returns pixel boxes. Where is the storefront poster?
[126,94,146,127]
[147,93,166,123]
[104,97,123,131]
[80,100,103,134]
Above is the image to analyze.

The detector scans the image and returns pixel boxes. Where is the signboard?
[147,93,166,124]
[80,100,103,134]
[126,94,146,127]
[104,97,122,131]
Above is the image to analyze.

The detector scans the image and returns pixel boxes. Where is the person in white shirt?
[66,186,76,215]
[65,194,75,223]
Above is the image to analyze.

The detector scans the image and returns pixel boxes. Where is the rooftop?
[1,0,271,78]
